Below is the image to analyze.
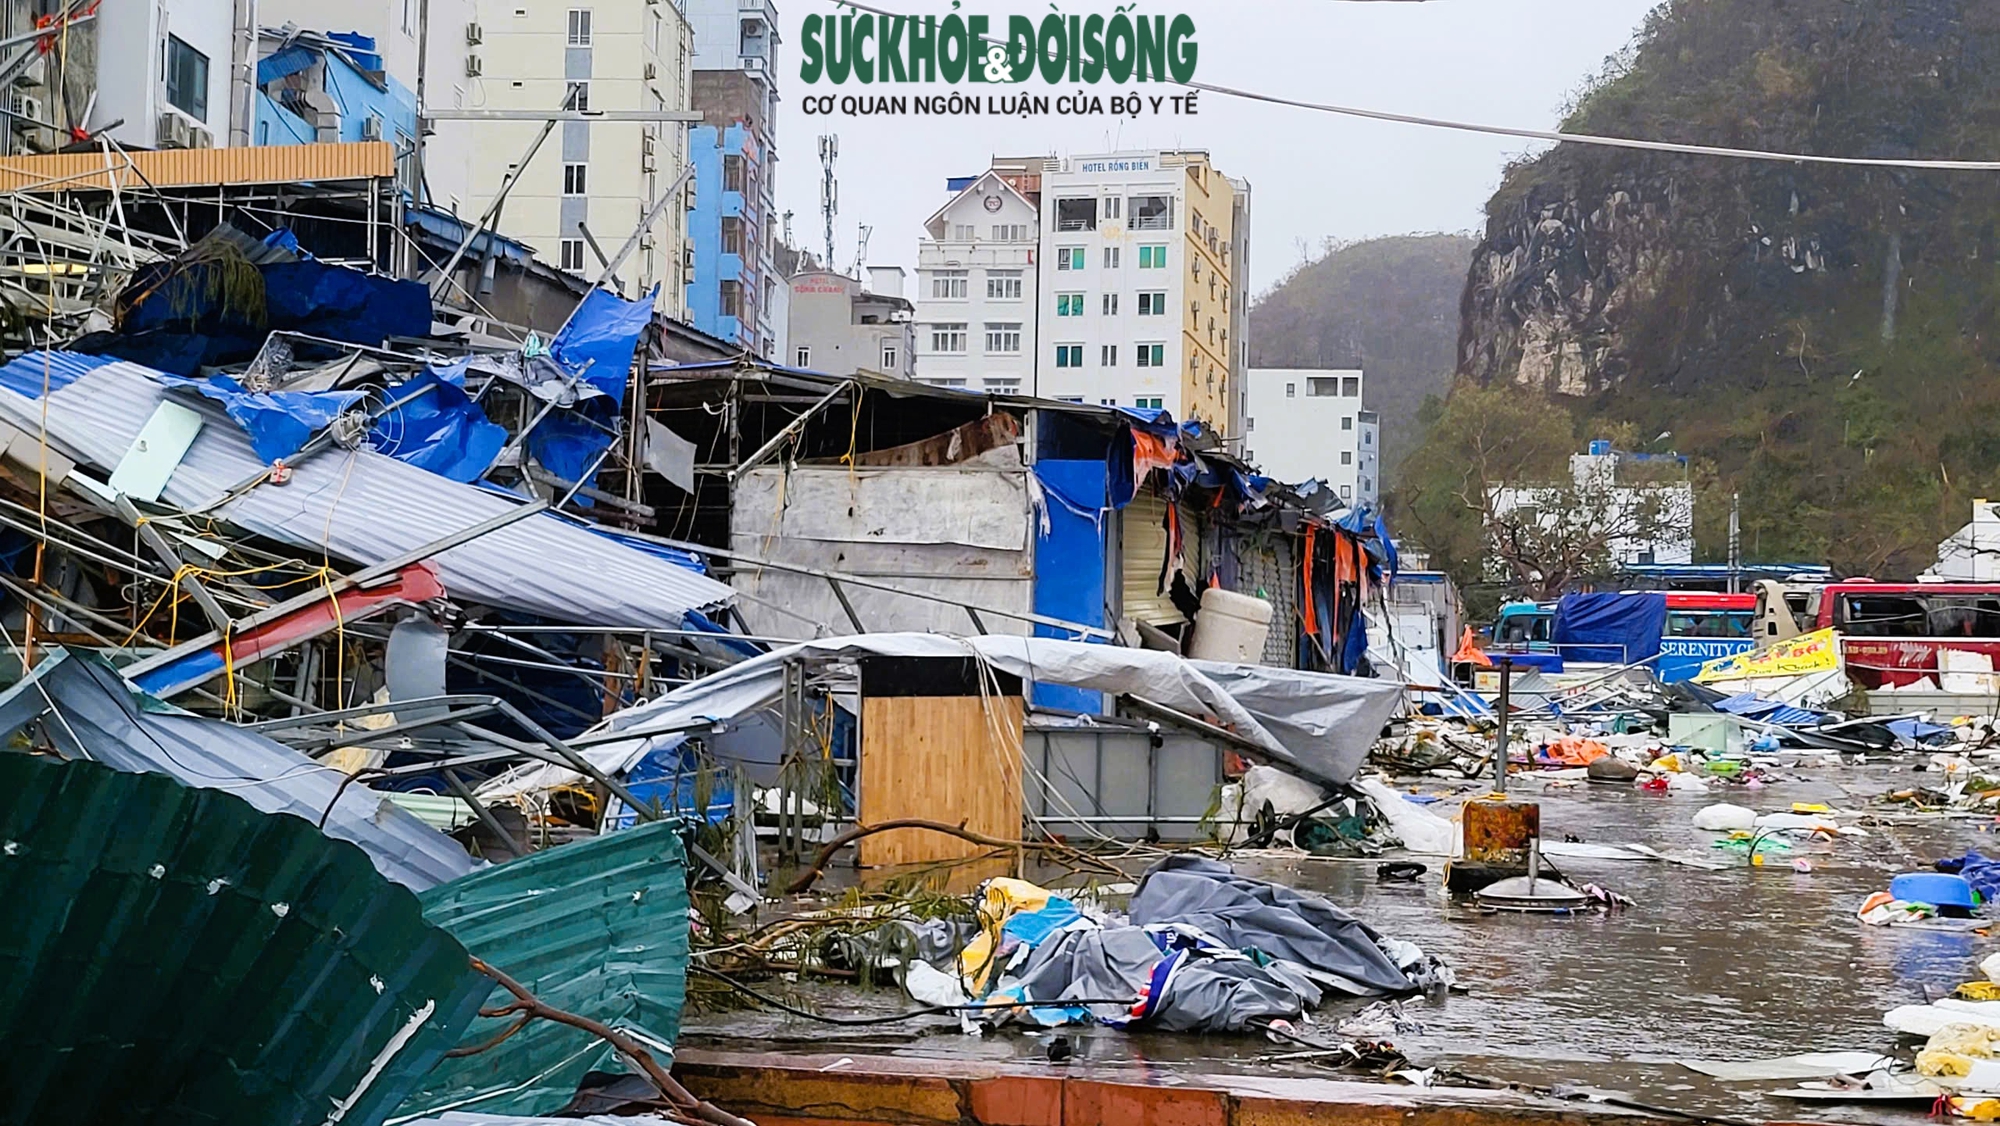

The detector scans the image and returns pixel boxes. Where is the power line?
[826,0,2000,172]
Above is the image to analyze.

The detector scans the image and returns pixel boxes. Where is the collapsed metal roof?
[0,649,481,891]
[0,751,487,1126]
[0,357,737,629]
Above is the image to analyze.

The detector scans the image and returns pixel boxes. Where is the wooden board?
[858,693,1025,868]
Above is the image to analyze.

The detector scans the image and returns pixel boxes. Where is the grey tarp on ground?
[0,648,477,891]
[1130,854,1415,998]
[1008,925,1312,1032]
[577,632,1403,787]
[0,358,737,628]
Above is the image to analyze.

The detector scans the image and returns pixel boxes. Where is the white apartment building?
[913,163,1040,393]
[464,0,694,313]
[1489,443,1695,567]
[1242,368,1371,503]
[1031,150,1248,429]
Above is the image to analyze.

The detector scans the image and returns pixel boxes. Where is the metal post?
[1728,492,1742,594]
[1493,657,1513,794]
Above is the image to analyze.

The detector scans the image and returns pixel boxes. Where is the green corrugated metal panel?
[398,824,696,1120]
[0,752,488,1126]
[397,822,690,1120]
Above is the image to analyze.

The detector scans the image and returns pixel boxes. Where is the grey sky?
[772,0,1662,295]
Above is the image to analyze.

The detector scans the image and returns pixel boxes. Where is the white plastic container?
[1188,587,1274,664]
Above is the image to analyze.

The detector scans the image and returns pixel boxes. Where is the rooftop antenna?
[818,134,839,269]
[851,223,872,278]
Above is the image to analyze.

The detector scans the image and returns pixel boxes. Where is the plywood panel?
[858,694,1025,867]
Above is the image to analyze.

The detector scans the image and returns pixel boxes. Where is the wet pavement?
[682,762,2000,1124]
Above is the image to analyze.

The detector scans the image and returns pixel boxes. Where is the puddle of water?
[683,764,1994,1123]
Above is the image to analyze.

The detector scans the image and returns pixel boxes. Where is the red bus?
[1814,582,2000,688]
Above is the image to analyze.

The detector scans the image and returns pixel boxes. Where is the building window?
[952,223,976,241]
[1136,343,1164,368]
[1054,344,1084,368]
[986,377,1022,392]
[1308,377,1336,396]
[1100,344,1117,366]
[1056,198,1097,231]
[567,8,593,45]
[564,81,590,111]
[1137,292,1166,316]
[1341,451,1353,466]
[1138,244,1167,269]
[1055,395,1084,403]
[1099,398,1118,406]
[563,162,587,195]
[795,346,811,367]
[984,322,1022,354]
[1364,430,1373,446]
[927,378,968,388]
[1247,417,1255,431]
[165,36,209,122]
[1341,416,1353,430]
[403,0,417,34]
[723,155,746,192]
[719,280,742,318]
[1056,247,1084,271]
[1105,196,1122,220]
[1285,382,1296,398]
[986,270,1022,300]
[1103,246,1120,269]
[1130,195,1172,230]
[721,217,745,256]
[1056,293,1083,317]
[559,238,586,272]
[881,340,900,370]
[992,223,1028,241]
[1136,396,1163,410]
[1340,484,1353,499]
[930,323,968,353]
[931,270,967,299]
[650,8,662,51]
[1343,375,1360,397]
[1102,293,1118,316]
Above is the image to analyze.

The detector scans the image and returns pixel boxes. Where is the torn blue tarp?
[162,373,364,464]
[1553,592,1666,666]
[261,260,431,344]
[600,735,735,829]
[526,403,615,501]
[1710,692,1829,728]
[549,286,656,404]
[1885,716,1957,745]
[370,369,508,482]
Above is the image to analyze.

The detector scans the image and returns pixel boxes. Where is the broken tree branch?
[465,957,757,1126]
[784,818,1124,895]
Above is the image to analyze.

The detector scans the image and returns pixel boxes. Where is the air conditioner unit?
[643,61,658,80]
[10,92,40,123]
[360,115,384,141]
[640,153,656,173]
[465,22,483,44]
[683,180,696,210]
[639,232,655,250]
[189,124,214,149]
[464,54,483,77]
[681,244,695,271]
[641,133,656,155]
[156,112,191,148]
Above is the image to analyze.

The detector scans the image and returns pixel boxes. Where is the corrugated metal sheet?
[0,141,395,193]
[0,648,480,891]
[399,822,690,1120]
[0,359,736,628]
[0,752,487,1126]
[0,350,114,398]
[1121,490,1183,627]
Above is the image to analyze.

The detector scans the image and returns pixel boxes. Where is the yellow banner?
[1694,628,1841,682]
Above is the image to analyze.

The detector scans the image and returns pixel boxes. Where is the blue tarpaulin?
[526,404,615,503]
[548,286,656,404]
[1553,592,1666,665]
[162,373,363,464]
[368,369,508,482]
[260,261,431,344]
[1032,459,1110,713]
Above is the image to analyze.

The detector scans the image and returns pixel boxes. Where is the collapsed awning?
[485,633,1403,803]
